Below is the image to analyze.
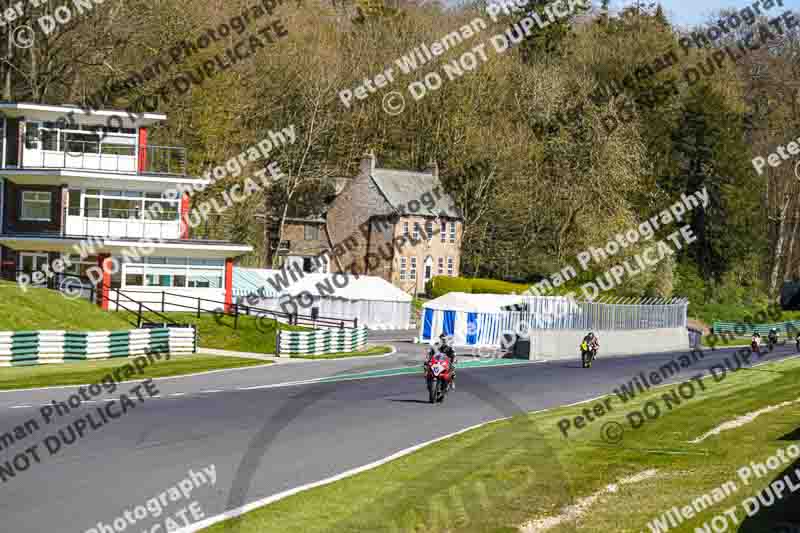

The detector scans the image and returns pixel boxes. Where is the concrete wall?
[528,328,690,361]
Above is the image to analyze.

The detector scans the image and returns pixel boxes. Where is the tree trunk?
[768,195,791,300]
[273,201,291,269]
[783,206,797,280]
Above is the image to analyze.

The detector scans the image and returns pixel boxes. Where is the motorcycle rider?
[582,332,599,354]
[751,331,761,353]
[427,333,456,390]
[768,328,779,349]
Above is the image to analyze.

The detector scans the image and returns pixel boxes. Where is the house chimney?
[425,159,438,178]
[360,151,376,176]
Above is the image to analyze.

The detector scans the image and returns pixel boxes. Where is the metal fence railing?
[505,296,688,331]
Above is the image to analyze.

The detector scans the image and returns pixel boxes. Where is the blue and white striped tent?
[419,292,528,346]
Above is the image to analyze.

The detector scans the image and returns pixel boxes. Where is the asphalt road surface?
[0,342,795,533]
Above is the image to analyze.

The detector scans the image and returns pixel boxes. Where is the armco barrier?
[277,327,369,357]
[0,327,197,366]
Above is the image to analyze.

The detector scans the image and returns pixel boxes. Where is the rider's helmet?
[771,328,777,333]
[588,332,594,339]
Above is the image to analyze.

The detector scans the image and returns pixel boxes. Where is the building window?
[77,189,179,220]
[413,223,420,240]
[24,121,136,156]
[400,257,407,280]
[438,257,444,275]
[304,225,320,241]
[440,221,446,243]
[62,255,100,283]
[410,257,417,280]
[447,257,454,276]
[425,221,433,242]
[122,257,224,289]
[20,191,52,221]
[403,222,409,237]
[449,222,456,243]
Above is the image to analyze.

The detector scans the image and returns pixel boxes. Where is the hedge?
[426,276,530,298]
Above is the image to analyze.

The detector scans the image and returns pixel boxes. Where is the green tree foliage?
[7,0,795,306]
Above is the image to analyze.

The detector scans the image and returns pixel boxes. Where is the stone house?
[323,153,463,294]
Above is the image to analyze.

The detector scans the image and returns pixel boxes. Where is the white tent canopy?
[420,292,528,346]
[233,268,413,330]
[422,292,526,313]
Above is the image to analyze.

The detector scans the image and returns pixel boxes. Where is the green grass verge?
[0,353,268,391]
[206,355,800,533]
[0,281,131,331]
[291,345,393,359]
[136,312,307,354]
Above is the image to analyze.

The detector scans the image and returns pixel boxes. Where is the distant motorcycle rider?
[427,333,456,390]
[751,332,761,353]
[768,328,779,348]
[582,332,599,353]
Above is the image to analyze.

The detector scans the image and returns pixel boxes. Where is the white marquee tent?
[233,268,413,330]
[419,292,529,346]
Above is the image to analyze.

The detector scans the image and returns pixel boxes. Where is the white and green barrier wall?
[0,327,197,367]
[277,327,369,357]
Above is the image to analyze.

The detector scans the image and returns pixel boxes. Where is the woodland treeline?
[3,0,799,306]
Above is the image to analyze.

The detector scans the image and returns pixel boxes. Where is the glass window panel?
[188,274,221,288]
[166,257,186,265]
[62,131,100,154]
[103,198,141,219]
[304,225,320,240]
[145,274,171,287]
[172,275,186,287]
[148,257,166,264]
[68,190,81,215]
[41,129,58,151]
[21,191,51,220]
[85,197,100,217]
[101,143,136,156]
[25,122,39,149]
[144,200,179,220]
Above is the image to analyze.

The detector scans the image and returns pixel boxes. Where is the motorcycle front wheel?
[428,378,436,404]
[437,380,446,403]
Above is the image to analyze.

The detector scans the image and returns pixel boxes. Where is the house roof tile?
[370,168,461,219]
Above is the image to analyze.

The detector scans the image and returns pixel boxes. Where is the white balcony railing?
[65,215,181,240]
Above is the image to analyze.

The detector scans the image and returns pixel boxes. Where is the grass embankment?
[0,353,268,391]
[291,345,393,359]
[0,281,303,354]
[137,312,307,354]
[0,281,132,331]
[207,356,800,533]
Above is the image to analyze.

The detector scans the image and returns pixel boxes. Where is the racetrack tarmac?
[0,343,793,533]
